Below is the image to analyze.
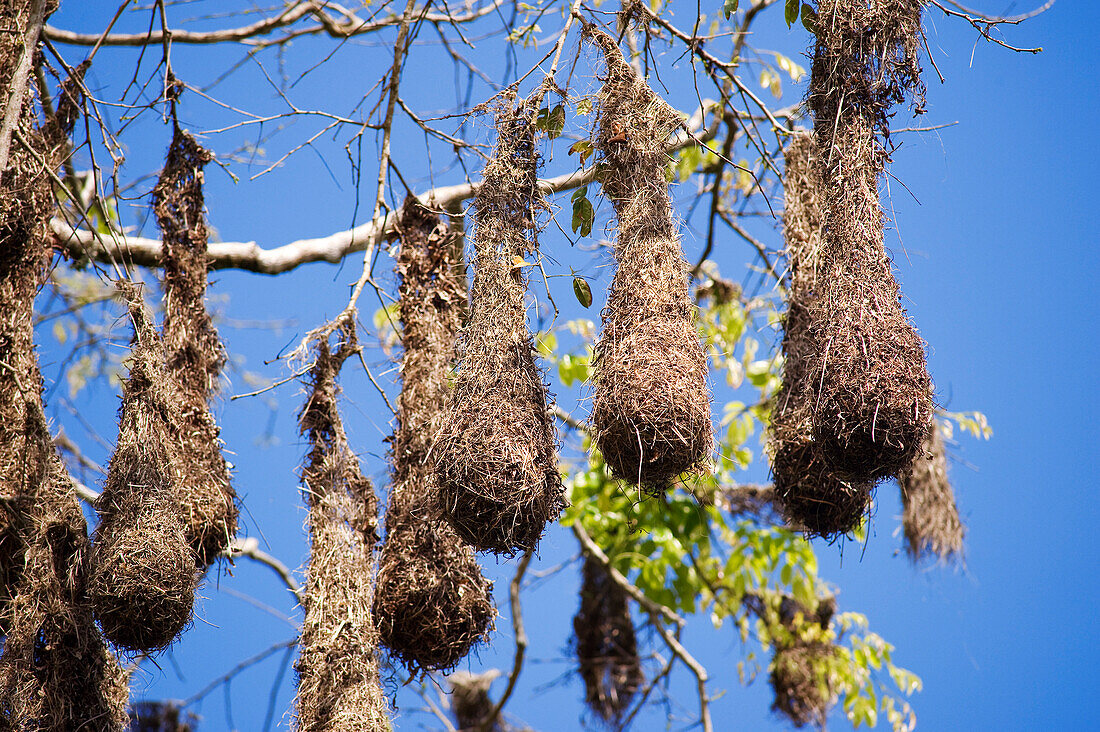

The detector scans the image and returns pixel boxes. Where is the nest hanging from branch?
[771,133,871,537]
[294,319,389,732]
[374,197,495,672]
[897,423,964,563]
[801,0,934,484]
[153,126,237,569]
[583,26,712,491]
[0,49,127,728]
[88,288,198,653]
[449,670,511,732]
[572,556,642,724]
[0,48,90,629]
[432,99,565,555]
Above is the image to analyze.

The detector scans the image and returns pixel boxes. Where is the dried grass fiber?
[802,0,933,483]
[771,134,871,536]
[572,556,642,724]
[449,670,508,732]
[89,289,198,653]
[583,26,711,490]
[897,423,964,563]
[294,321,389,732]
[0,35,128,727]
[153,126,237,569]
[433,100,565,555]
[374,197,494,672]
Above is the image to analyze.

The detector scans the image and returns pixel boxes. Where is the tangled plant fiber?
[897,423,964,563]
[89,287,198,653]
[583,26,711,490]
[572,556,642,724]
[771,133,871,536]
[374,197,495,672]
[153,126,237,569]
[746,593,838,729]
[433,99,565,555]
[295,319,389,732]
[0,30,128,727]
[802,0,934,483]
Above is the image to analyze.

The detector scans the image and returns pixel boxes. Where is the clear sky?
[40,1,1100,730]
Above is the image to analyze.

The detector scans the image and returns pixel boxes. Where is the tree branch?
[50,106,718,275]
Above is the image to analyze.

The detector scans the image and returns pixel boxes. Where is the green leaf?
[573,277,593,308]
[571,194,594,237]
[722,0,739,20]
[547,104,565,139]
[801,3,818,34]
[784,0,799,27]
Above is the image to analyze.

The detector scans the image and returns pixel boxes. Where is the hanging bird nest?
[572,556,642,725]
[128,700,200,731]
[433,99,565,555]
[0,49,90,629]
[770,639,837,728]
[374,197,495,673]
[897,423,964,563]
[89,287,198,653]
[0,452,130,730]
[771,133,871,537]
[449,670,510,732]
[583,26,712,491]
[0,50,127,726]
[294,319,389,732]
[153,126,237,569]
[802,0,933,484]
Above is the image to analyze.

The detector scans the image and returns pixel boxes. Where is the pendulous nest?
[294,319,389,732]
[128,700,200,731]
[801,0,934,484]
[771,134,871,537]
[770,640,837,728]
[583,26,712,491]
[572,556,642,725]
[897,423,964,563]
[374,197,495,672]
[0,45,127,728]
[153,126,238,569]
[89,288,198,653]
[433,99,565,555]
[448,670,520,732]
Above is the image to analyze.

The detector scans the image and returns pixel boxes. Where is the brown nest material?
[294,320,389,732]
[0,45,128,728]
[89,288,198,653]
[0,452,130,730]
[128,700,199,731]
[802,0,933,483]
[449,670,510,732]
[153,126,237,569]
[572,556,642,725]
[897,423,964,563]
[770,639,837,728]
[583,27,712,491]
[0,44,89,629]
[374,197,495,672]
[432,100,565,555]
[771,134,871,537]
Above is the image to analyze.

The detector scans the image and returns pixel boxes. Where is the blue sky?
[41,1,1100,730]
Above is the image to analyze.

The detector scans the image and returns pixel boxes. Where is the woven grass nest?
[572,556,642,725]
[294,320,389,732]
[88,289,198,653]
[583,26,712,491]
[771,134,871,537]
[153,126,238,569]
[801,0,933,484]
[374,198,494,672]
[897,423,964,563]
[433,100,565,555]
